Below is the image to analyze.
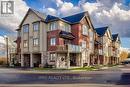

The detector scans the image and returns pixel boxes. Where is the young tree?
[120,51,128,61]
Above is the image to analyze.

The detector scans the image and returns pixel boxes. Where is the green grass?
[33,64,118,71]
[69,66,98,71]
[33,67,67,71]
[33,66,100,71]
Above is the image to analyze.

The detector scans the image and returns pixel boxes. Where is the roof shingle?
[95,26,108,37]
[62,12,87,24]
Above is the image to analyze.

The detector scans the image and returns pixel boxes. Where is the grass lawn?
[33,66,101,71]
[33,64,118,71]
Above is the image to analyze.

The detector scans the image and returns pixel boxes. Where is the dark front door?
[70,54,76,66]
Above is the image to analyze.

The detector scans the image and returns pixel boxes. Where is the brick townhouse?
[15,8,121,68]
[94,27,121,65]
[15,8,95,68]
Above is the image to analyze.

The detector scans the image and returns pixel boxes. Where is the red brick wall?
[71,23,89,48]
[47,30,64,51]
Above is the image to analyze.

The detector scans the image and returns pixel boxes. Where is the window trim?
[23,24,29,33]
[33,21,40,32]
[50,37,56,46]
[82,25,88,36]
[33,38,39,46]
[23,40,28,48]
[50,22,56,31]
[82,40,86,48]
[50,53,56,61]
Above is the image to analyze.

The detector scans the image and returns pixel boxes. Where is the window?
[60,22,71,32]
[23,24,29,33]
[89,30,93,42]
[33,22,39,31]
[33,38,39,46]
[50,53,56,60]
[82,25,88,35]
[50,22,56,31]
[65,23,71,32]
[23,40,28,47]
[82,40,86,48]
[50,37,56,46]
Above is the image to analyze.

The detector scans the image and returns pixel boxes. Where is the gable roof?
[112,34,119,41]
[30,8,46,20]
[19,8,46,27]
[62,12,87,24]
[95,26,108,37]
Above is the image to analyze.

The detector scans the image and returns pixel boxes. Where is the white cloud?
[55,0,63,7]
[43,8,57,16]
[42,0,130,37]
[59,2,81,16]
[0,0,29,32]
[0,36,6,44]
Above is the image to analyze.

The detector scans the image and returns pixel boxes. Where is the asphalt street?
[0,65,130,87]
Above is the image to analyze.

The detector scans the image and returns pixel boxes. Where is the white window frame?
[33,22,39,31]
[60,22,71,32]
[23,40,28,47]
[82,40,86,48]
[23,24,29,33]
[50,37,56,46]
[50,22,56,31]
[50,53,56,60]
[33,38,39,46]
[82,25,88,35]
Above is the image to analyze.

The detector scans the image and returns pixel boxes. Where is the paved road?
[0,65,130,87]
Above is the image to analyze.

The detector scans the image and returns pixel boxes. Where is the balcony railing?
[56,44,81,53]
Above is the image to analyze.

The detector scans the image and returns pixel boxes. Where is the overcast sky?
[0,0,130,48]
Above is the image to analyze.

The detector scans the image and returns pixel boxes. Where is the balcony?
[56,44,81,53]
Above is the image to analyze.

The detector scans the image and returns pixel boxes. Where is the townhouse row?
[15,8,121,68]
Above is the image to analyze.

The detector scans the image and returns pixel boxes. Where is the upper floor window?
[82,40,86,48]
[23,24,29,33]
[33,38,39,46]
[89,30,93,42]
[65,23,71,32]
[82,25,88,35]
[50,37,56,46]
[33,22,39,31]
[23,40,28,47]
[50,22,56,31]
[60,22,71,32]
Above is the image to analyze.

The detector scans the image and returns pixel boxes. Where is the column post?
[30,53,33,67]
[41,52,44,67]
[21,54,24,67]
[67,52,70,69]
[80,53,83,67]
[55,53,59,68]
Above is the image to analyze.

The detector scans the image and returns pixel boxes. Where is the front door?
[70,54,76,66]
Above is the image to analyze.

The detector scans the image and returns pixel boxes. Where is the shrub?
[0,57,7,65]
